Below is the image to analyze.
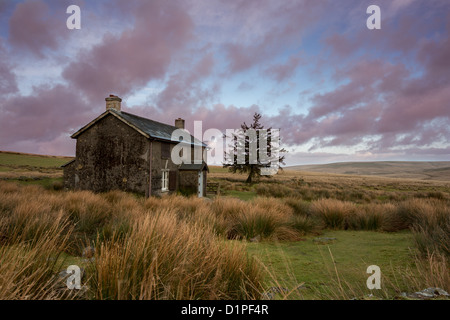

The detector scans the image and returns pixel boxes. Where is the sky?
[0,0,449,165]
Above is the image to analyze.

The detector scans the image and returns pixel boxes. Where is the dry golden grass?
[0,214,73,299]
[0,182,266,300]
[410,253,449,291]
[310,199,357,229]
[211,167,450,203]
[91,209,263,299]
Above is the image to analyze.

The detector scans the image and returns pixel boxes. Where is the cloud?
[0,84,93,149]
[1,0,449,163]
[222,0,326,74]
[148,51,217,117]
[0,38,17,95]
[263,6,450,158]
[8,0,63,57]
[62,0,194,104]
[263,55,303,83]
[125,102,260,138]
[265,36,450,153]
[237,81,254,92]
[388,0,416,15]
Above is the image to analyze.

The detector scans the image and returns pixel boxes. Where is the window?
[161,169,169,191]
[161,143,170,159]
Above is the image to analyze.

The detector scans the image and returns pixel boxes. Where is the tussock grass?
[347,205,385,231]
[408,253,449,292]
[1,174,449,300]
[310,199,357,229]
[284,197,311,216]
[0,182,265,300]
[0,214,73,299]
[91,210,263,299]
[289,215,318,235]
[254,184,296,198]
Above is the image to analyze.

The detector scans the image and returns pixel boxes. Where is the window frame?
[161,169,169,192]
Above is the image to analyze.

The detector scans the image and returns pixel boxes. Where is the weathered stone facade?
[63,95,208,197]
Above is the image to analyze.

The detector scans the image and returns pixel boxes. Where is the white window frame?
[161,169,169,192]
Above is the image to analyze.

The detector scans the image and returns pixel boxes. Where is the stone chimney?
[105,94,122,112]
[175,118,185,129]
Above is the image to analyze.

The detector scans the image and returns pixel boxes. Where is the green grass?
[246,230,416,299]
[0,151,72,168]
[56,252,87,269]
[224,190,258,201]
[208,166,230,174]
[12,177,64,189]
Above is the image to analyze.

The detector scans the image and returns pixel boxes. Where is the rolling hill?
[286,161,450,181]
[1,151,449,182]
[0,151,73,179]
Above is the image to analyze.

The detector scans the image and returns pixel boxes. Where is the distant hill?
[286,161,450,181]
[0,151,73,168]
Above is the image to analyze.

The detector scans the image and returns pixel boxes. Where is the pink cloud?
[324,33,357,58]
[1,0,449,163]
[268,40,450,151]
[0,84,93,150]
[222,1,326,74]
[125,102,260,138]
[263,55,303,83]
[62,0,193,104]
[8,0,63,57]
[0,38,17,95]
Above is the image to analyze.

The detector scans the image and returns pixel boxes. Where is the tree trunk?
[246,166,253,183]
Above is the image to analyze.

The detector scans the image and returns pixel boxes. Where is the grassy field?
[0,151,73,168]
[0,151,73,182]
[0,152,448,300]
[247,230,416,299]
[209,165,450,202]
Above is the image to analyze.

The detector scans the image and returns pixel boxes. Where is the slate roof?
[71,109,207,147]
[179,161,209,172]
[60,158,75,168]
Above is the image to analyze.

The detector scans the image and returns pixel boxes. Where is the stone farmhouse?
[62,95,208,197]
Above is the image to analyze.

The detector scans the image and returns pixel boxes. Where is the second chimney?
[106,94,122,112]
[175,118,185,129]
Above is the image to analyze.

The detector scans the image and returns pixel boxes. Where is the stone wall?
[62,160,77,190]
[71,114,150,195]
[150,140,180,196]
